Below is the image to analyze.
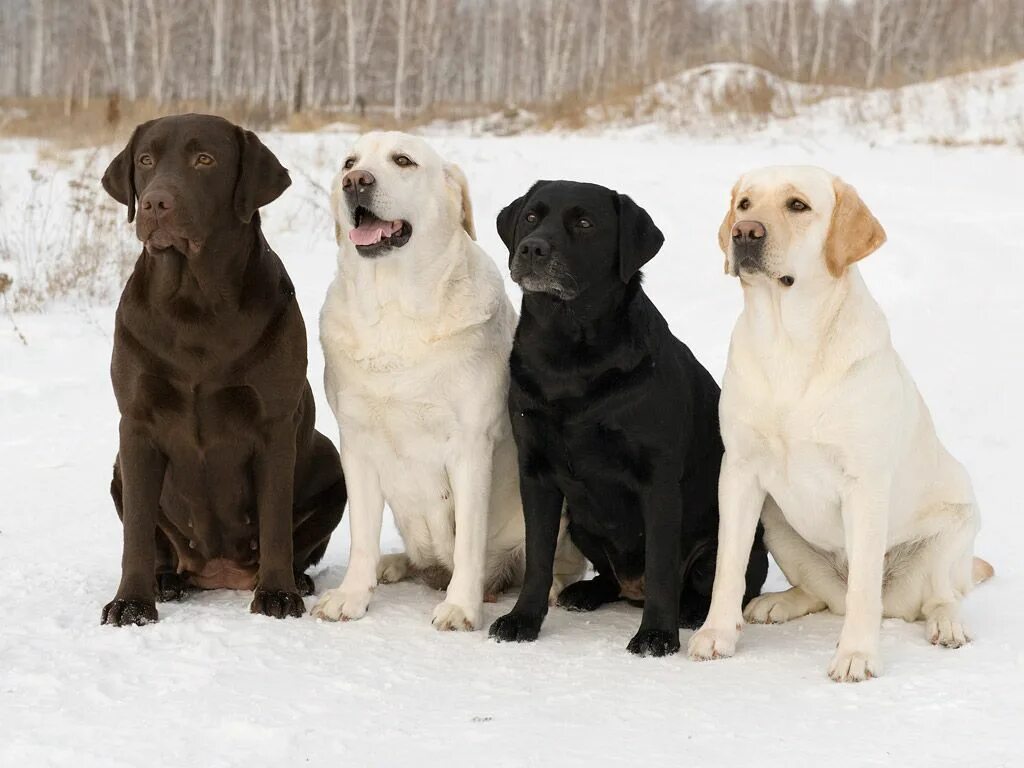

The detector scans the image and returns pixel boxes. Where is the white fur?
[688,166,984,681]
[313,132,583,630]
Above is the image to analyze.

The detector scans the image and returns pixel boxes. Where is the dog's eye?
[343,158,356,170]
[137,154,154,167]
[525,212,538,224]
[787,198,810,212]
[195,153,215,167]
[577,218,593,229]
[738,198,750,211]
[393,154,416,167]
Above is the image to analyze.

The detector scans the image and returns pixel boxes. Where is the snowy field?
[1,129,1022,767]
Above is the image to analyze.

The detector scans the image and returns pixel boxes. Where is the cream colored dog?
[688,165,992,681]
[313,132,582,631]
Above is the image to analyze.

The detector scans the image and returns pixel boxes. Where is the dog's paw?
[489,612,543,643]
[557,579,610,612]
[101,598,158,627]
[827,648,882,682]
[377,553,411,584]
[250,588,305,619]
[744,591,799,624]
[687,624,739,661]
[156,573,189,603]
[626,628,680,657]
[311,587,372,622]
[294,572,315,597]
[432,600,481,632]
[926,611,971,649]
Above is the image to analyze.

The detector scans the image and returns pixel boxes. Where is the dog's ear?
[824,178,886,278]
[330,167,345,245]
[234,127,291,224]
[444,162,476,240]
[718,181,739,275]
[496,180,547,263]
[616,193,664,283]
[102,123,146,223]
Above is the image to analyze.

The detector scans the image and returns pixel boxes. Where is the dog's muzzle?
[510,238,577,300]
[731,219,767,274]
[136,186,196,256]
[341,169,412,256]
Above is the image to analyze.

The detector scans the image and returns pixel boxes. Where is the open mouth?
[349,206,412,255]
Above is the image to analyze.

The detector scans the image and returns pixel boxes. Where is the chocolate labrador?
[488,181,768,656]
[100,114,346,626]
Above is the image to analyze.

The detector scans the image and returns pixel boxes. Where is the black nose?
[732,220,766,244]
[342,169,375,194]
[140,189,174,213]
[517,238,550,261]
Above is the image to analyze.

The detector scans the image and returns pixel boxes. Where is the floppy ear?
[496,180,547,264]
[102,124,145,223]
[824,178,887,278]
[444,162,476,240]
[616,193,664,283]
[330,168,345,245]
[233,127,291,224]
[718,182,739,275]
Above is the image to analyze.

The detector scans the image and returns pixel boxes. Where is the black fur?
[488,180,768,656]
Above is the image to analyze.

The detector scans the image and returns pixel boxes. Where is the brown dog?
[100,114,346,626]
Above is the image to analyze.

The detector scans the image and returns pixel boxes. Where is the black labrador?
[488,180,768,656]
[100,114,346,626]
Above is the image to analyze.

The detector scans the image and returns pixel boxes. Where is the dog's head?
[102,114,290,258]
[717,166,886,289]
[331,131,475,259]
[496,180,663,302]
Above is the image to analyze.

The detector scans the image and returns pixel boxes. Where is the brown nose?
[732,220,766,243]
[140,189,174,213]
[342,169,375,194]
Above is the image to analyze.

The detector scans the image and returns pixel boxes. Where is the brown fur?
[100,115,347,626]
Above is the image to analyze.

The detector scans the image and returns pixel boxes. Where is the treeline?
[1,0,1022,121]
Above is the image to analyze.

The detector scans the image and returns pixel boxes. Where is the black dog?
[488,181,768,656]
[100,114,346,626]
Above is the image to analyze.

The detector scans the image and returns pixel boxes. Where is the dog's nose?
[732,220,766,243]
[517,238,550,261]
[342,169,375,194]
[140,189,174,213]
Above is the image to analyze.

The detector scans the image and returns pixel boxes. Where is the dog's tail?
[972,556,995,585]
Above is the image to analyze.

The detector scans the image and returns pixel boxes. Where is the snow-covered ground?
[1,129,1022,767]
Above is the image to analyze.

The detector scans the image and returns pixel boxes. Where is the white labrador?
[688,166,993,681]
[313,132,582,631]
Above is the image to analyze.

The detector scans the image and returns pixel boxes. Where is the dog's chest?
[726,382,847,551]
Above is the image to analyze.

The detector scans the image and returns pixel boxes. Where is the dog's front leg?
[628,480,684,657]
[489,477,563,643]
[102,420,166,626]
[828,480,889,682]
[688,456,765,660]
[250,418,304,619]
[433,435,493,631]
[312,447,384,622]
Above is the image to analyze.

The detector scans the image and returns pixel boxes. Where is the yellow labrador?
[688,166,992,681]
[314,132,583,631]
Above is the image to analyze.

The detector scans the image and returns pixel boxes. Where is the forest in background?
[1,0,1022,127]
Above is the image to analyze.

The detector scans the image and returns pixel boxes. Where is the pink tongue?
[349,219,402,246]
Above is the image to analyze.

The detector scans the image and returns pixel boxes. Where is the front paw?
[557,579,611,612]
[312,586,372,622]
[432,600,481,631]
[627,628,680,657]
[687,624,739,661]
[250,588,305,619]
[489,611,543,643]
[156,573,189,602]
[101,598,158,627]
[827,648,882,682]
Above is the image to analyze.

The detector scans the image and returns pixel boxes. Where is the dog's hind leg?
[292,472,347,595]
[743,498,834,624]
[550,514,587,604]
[377,553,412,584]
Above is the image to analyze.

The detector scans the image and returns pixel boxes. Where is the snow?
[2,125,1023,767]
